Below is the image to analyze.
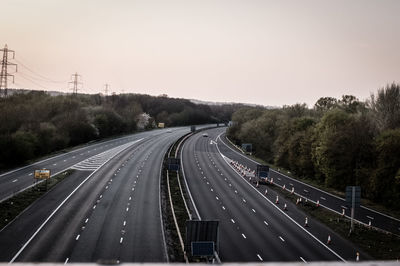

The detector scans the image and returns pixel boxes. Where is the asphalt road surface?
[0,127,193,263]
[181,127,371,262]
[214,128,400,235]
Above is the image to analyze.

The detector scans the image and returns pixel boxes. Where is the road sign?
[191,241,214,257]
[345,186,361,208]
[241,143,252,153]
[256,165,269,179]
[185,220,219,256]
[190,125,196,132]
[34,169,51,179]
[167,158,180,171]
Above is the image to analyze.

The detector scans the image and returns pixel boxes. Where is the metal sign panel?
[345,186,361,207]
[256,165,269,178]
[34,169,51,179]
[191,241,214,257]
[167,158,180,171]
[241,143,252,153]
[185,220,219,255]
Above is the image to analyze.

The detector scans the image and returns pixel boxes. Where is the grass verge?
[267,184,400,260]
[0,169,75,231]
[225,135,400,220]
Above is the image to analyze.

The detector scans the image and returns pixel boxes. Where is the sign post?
[345,186,361,234]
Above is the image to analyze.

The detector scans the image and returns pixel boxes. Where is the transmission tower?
[0,44,18,97]
[68,72,82,95]
[104,83,110,96]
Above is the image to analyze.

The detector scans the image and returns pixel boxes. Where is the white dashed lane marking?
[242,233,247,239]
[257,254,263,261]
[279,236,285,242]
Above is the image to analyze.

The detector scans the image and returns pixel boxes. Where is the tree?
[368,83,400,131]
[370,129,400,207]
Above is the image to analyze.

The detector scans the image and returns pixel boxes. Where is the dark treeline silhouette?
[228,83,400,209]
[0,91,242,169]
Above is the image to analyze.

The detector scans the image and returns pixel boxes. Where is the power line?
[14,58,68,84]
[0,44,18,97]
[18,72,52,91]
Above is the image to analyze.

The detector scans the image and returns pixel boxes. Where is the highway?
[216,129,400,235]
[181,127,370,262]
[0,127,192,263]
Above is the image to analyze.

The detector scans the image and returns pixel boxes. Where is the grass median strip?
[0,169,75,231]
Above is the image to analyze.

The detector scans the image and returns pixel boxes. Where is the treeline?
[228,83,400,209]
[0,91,241,169]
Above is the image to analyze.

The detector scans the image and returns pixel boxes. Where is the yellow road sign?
[34,169,51,179]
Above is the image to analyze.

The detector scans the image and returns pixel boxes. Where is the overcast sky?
[1,0,399,106]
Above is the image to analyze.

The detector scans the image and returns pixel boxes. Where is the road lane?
[182,128,367,262]
[216,128,400,235]
[0,128,190,263]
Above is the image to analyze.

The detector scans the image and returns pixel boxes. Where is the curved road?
[0,127,193,262]
[181,127,368,262]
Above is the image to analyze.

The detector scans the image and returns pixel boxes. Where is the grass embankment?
[0,169,75,230]
[267,184,400,260]
[226,135,400,220]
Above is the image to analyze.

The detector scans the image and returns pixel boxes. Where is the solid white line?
[300,256,307,263]
[9,139,143,263]
[257,254,263,261]
[215,133,346,262]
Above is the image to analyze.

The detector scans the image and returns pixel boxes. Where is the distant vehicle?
[202,133,208,137]
[166,129,172,133]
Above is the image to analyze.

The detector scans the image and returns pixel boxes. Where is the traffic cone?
[291,187,294,194]
[270,178,273,184]
[356,252,360,261]
[282,184,286,190]
[284,203,287,211]
[316,200,320,207]
[275,195,279,204]
[341,208,345,217]
[304,217,308,227]
[264,189,268,195]
[327,235,331,245]
[296,198,299,205]
[368,220,371,228]
[256,181,259,188]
